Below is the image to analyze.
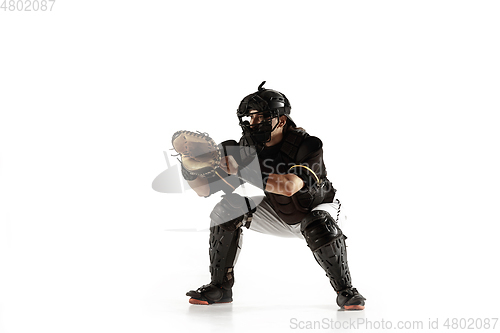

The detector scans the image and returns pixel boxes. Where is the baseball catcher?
[171,82,366,310]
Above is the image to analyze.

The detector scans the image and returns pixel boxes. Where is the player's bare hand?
[220,155,239,175]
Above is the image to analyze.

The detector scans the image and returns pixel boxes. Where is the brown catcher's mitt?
[172,130,222,177]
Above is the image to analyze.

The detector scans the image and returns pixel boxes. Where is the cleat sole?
[189,298,209,305]
[343,305,365,310]
[188,298,232,305]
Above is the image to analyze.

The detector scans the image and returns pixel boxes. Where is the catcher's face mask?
[237,81,292,150]
[240,110,278,139]
[238,109,280,148]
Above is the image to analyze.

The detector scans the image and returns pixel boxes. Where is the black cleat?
[186,283,233,305]
[336,288,366,310]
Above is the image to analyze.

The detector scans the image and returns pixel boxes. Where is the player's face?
[245,110,284,146]
[248,110,281,132]
[248,110,272,127]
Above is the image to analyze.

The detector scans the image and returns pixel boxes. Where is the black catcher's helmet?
[237,81,295,147]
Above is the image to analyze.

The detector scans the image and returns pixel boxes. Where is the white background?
[1,1,499,332]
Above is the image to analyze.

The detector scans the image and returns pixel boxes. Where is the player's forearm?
[264,173,304,197]
[187,176,210,197]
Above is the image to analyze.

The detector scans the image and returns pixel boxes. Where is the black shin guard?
[208,223,242,289]
[312,233,352,291]
[207,194,255,289]
[187,194,253,304]
[301,210,352,291]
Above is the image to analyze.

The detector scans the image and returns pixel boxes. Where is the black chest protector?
[250,129,336,225]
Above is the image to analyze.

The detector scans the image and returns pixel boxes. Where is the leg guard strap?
[210,193,256,231]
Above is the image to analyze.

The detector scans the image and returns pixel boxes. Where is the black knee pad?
[210,193,257,231]
[301,210,343,251]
